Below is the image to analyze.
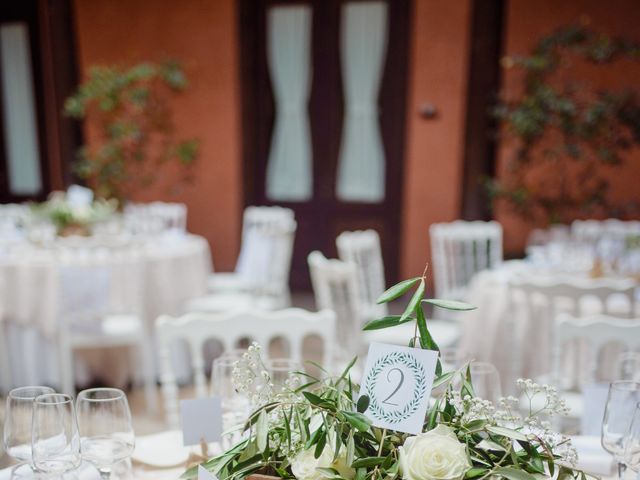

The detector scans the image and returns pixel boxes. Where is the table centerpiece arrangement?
[185,270,587,480]
[31,190,117,237]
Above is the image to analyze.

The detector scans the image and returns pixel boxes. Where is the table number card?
[360,342,438,434]
[180,397,223,446]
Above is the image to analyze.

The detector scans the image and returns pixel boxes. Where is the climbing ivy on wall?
[488,25,640,224]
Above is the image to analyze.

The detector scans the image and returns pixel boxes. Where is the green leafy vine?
[65,60,200,204]
[489,24,640,224]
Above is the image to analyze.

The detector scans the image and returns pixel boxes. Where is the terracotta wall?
[71,0,640,282]
[72,0,242,271]
[400,0,472,279]
[497,0,640,254]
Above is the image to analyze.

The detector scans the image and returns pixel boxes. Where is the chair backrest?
[552,313,640,387]
[0,203,28,242]
[235,206,297,298]
[509,277,636,320]
[149,201,188,232]
[56,246,145,331]
[430,220,503,300]
[307,251,362,354]
[336,229,387,319]
[155,308,335,427]
[123,202,188,234]
[571,219,640,243]
[508,277,637,385]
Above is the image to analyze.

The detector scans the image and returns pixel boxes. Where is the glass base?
[10,463,38,478]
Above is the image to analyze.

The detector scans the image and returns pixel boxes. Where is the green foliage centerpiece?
[184,272,587,480]
[32,191,116,237]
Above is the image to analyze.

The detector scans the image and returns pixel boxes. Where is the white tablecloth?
[457,261,638,393]
[0,234,211,388]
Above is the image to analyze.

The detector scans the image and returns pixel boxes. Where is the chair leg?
[139,338,158,414]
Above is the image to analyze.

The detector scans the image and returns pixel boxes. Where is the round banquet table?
[0,233,211,389]
[456,260,639,394]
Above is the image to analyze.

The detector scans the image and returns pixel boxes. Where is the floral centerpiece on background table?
[184,273,587,480]
[31,191,116,237]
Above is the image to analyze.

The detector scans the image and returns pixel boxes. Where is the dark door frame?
[0,0,80,203]
[460,0,505,220]
[238,0,410,289]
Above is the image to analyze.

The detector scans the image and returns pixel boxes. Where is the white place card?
[199,465,219,480]
[581,383,610,436]
[360,342,438,434]
[180,397,223,446]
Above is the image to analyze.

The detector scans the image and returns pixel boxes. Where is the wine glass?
[624,404,640,473]
[3,386,55,476]
[601,381,640,479]
[31,393,82,476]
[615,352,640,381]
[470,361,502,404]
[265,358,302,393]
[76,388,134,479]
[212,355,249,449]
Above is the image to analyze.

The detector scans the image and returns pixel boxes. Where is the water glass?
[615,352,640,382]
[76,388,134,479]
[624,404,640,472]
[31,393,82,475]
[266,358,302,393]
[601,381,640,479]
[212,355,249,448]
[469,361,502,404]
[3,386,56,477]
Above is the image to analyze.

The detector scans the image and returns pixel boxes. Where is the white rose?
[290,442,355,480]
[399,425,471,480]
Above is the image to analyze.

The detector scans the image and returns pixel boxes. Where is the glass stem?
[618,461,626,480]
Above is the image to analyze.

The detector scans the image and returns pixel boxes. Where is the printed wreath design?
[364,351,428,424]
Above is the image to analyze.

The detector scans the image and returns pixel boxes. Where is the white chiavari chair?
[336,229,387,321]
[208,206,295,293]
[147,201,188,233]
[545,314,640,430]
[507,277,637,390]
[188,209,296,312]
[156,308,335,428]
[56,245,157,411]
[430,220,503,301]
[307,251,460,360]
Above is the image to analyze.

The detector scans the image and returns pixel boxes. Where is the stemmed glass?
[3,386,55,477]
[76,388,135,479]
[31,393,82,476]
[212,354,250,449]
[469,361,502,404]
[265,358,302,393]
[615,352,640,382]
[624,404,640,473]
[601,381,640,479]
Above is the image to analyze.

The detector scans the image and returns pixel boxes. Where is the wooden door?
[0,0,79,202]
[240,0,410,290]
